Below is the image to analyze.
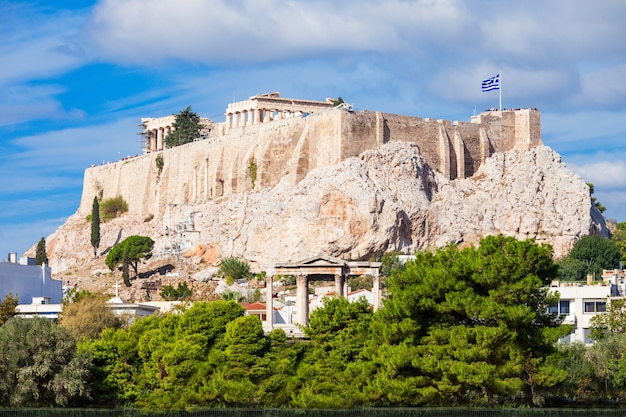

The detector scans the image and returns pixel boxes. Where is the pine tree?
[35,237,48,266]
[91,196,101,258]
[166,106,202,147]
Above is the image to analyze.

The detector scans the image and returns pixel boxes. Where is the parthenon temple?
[223,92,334,131]
[140,92,336,153]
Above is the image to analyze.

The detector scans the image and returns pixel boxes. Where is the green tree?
[217,257,251,285]
[588,182,607,213]
[379,250,405,279]
[91,196,101,258]
[556,257,588,281]
[221,290,245,302]
[0,293,18,326]
[0,317,92,406]
[369,235,564,406]
[105,235,154,280]
[611,221,626,262]
[160,282,192,301]
[166,106,202,147]
[589,298,626,340]
[292,297,375,408]
[568,235,621,279]
[59,294,122,341]
[35,237,48,265]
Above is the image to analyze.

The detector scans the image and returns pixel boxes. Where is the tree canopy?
[369,235,563,406]
[567,235,621,278]
[0,293,17,326]
[59,293,122,340]
[217,257,251,285]
[105,235,154,279]
[16,234,626,408]
[166,106,202,147]
[0,317,92,406]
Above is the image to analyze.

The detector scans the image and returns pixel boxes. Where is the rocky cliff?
[42,141,607,277]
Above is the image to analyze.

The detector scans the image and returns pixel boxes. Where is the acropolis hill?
[80,93,541,217]
[43,93,607,277]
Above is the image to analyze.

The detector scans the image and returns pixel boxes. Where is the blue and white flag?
[482,74,500,92]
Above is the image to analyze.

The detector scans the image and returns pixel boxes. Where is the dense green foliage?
[14,235,626,409]
[160,282,192,301]
[567,235,620,278]
[59,294,122,340]
[91,196,101,258]
[166,106,202,147]
[105,235,154,280]
[100,196,128,221]
[218,257,251,285]
[35,237,48,265]
[0,293,18,326]
[611,221,626,262]
[0,317,92,406]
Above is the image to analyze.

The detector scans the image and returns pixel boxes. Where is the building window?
[584,300,607,313]
[549,300,571,315]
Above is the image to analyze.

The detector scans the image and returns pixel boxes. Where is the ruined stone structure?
[220,92,335,135]
[271,256,381,327]
[84,94,542,226]
[140,115,212,153]
[140,92,335,152]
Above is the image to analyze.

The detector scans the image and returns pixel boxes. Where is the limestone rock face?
[42,142,607,275]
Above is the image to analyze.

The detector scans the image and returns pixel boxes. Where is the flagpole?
[499,73,502,111]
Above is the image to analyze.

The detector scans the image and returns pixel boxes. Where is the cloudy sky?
[1,0,626,259]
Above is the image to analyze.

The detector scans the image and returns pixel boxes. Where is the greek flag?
[482,74,500,92]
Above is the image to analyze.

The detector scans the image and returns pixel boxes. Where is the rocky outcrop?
[42,142,607,275]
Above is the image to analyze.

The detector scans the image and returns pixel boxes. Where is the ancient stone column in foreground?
[296,274,309,327]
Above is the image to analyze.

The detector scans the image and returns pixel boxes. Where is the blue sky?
[1,0,626,259]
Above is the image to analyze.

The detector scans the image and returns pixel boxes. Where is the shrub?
[155,154,164,177]
[160,282,192,301]
[100,196,129,221]
[248,158,258,189]
[217,257,251,285]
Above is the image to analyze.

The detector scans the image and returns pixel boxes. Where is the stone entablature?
[220,92,334,135]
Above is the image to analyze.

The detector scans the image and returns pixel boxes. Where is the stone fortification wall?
[79,108,542,219]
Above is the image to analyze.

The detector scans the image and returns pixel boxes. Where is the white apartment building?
[549,270,626,344]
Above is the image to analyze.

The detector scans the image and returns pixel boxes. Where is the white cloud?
[0,4,87,85]
[84,0,471,64]
[566,159,626,191]
[0,118,141,194]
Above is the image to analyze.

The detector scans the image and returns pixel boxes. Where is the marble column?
[254,108,262,124]
[334,274,343,298]
[373,272,381,311]
[296,274,309,326]
[157,128,164,151]
[266,275,274,330]
[149,131,157,153]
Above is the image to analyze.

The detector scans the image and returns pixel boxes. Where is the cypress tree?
[35,237,48,266]
[91,196,101,258]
